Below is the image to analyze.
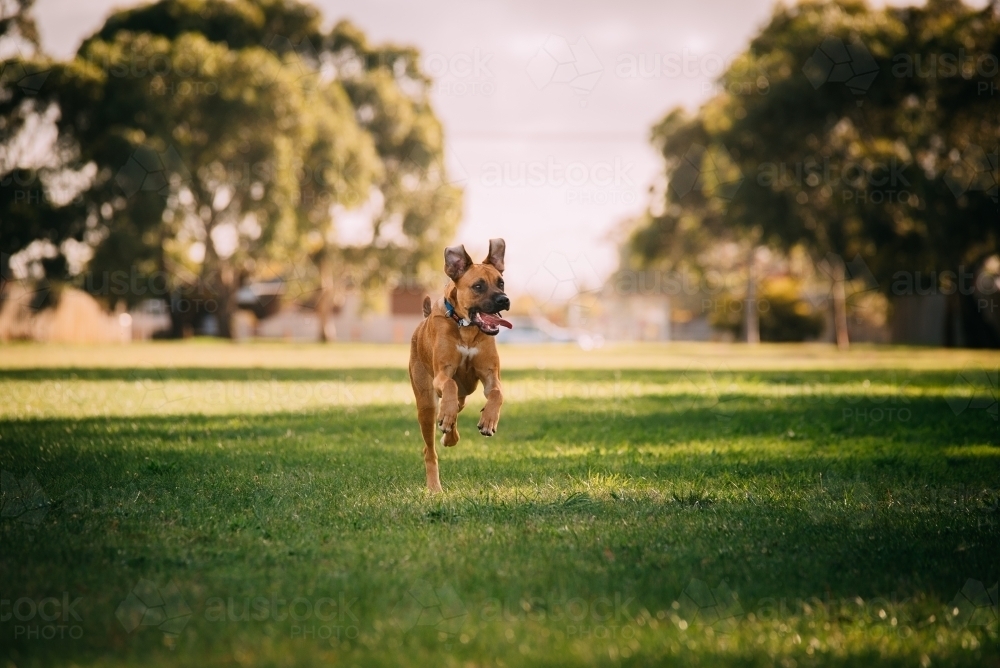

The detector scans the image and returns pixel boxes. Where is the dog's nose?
[494,293,510,311]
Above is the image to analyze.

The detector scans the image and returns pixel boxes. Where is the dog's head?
[444,238,510,336]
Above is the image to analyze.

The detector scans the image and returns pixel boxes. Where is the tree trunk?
[944,292,958,347]
[831,256,850,350]
[744,246,760,344]
[200,231,236,339]
[959,276,1000,349]
[317,252,335,342]
[215,262,236,339]
[0,252,10,300]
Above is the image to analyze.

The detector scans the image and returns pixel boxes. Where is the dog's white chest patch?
[456,344,479,363]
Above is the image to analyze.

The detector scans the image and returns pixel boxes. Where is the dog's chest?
[455,343,479,364]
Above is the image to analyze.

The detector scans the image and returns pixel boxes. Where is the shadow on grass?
[2,390,997,667]
[3,397,997,567]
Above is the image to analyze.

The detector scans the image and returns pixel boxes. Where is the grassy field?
[1,342,998,667]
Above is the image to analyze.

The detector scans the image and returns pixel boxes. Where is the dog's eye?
[473,281,486,292]
[497,279,504,290]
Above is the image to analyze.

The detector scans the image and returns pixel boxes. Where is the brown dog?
[408,239,512,493]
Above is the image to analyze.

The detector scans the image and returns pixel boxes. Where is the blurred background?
[1,0,997,348]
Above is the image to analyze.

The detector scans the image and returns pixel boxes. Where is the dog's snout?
[494,293,510,311]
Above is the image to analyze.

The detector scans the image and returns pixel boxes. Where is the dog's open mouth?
[471,310,513,336]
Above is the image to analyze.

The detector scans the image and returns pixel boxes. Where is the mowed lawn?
[0,342,998,667]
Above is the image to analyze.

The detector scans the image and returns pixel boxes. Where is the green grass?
[1,342,998,667]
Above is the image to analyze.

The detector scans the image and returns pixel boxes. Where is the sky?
[32,0,948,298]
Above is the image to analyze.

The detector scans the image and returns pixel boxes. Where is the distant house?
[0,283,130,343]
[328,287,425,343]
[596,290,673,341]
[230,281,427,343]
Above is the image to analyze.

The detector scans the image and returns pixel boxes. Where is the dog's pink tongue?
[479,312,513,329]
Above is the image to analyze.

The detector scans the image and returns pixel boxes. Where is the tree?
[631,0,1000,347]
[82,2,463,327]
[1,0,462,339]
[3,24,376,337]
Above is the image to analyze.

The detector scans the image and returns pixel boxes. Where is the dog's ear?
[483,238,505,274]
[444,245,474,281]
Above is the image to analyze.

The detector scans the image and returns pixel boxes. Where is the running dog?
[408,239,512,492]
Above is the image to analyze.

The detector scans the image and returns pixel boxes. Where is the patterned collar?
[443,299,472,327]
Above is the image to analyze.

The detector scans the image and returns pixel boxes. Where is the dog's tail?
[422,296,432,318]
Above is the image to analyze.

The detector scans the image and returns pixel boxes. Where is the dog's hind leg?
[418,401,442,493]
[412,376,443,493]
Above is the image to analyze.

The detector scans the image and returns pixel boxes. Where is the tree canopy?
[1,0,462,335]
[629,0,999,345]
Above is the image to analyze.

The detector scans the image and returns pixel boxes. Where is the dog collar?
[443,299,472,327]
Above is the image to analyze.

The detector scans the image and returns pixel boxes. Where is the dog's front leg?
[476,366,503,437]
[433,364,460,434]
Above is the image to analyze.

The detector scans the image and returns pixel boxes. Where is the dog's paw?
[442,428,460,447]
[437,412,456,433]
[478,404,500,437]
[478,414,498,437]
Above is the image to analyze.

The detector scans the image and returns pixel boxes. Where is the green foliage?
[759,278,826,341]
[631,0,999,284]
[711,277,826,342]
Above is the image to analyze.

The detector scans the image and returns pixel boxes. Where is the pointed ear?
[444,245,474,281]
[483,238,505,273]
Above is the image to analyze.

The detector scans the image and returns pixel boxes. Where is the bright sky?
[34,0,948,297]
